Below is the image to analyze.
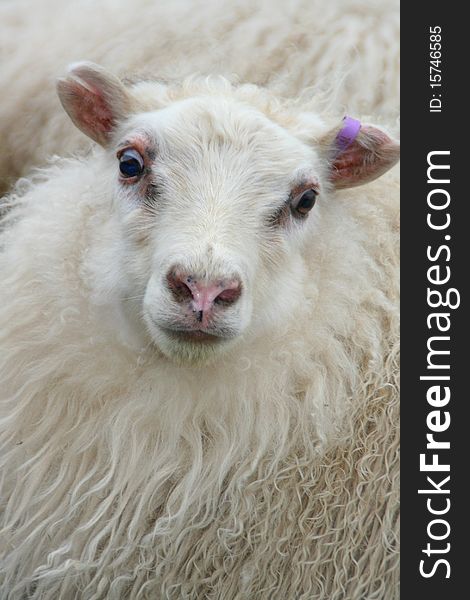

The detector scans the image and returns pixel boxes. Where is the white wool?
[0,0,399,193]
[0,74,399,599]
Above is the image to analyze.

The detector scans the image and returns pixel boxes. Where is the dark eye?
[291,189,317,218]
[118,148,144,179]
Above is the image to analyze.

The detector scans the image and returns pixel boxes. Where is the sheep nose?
[166,269,242,319]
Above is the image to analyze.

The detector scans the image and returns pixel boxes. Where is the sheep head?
[57,62,399,365]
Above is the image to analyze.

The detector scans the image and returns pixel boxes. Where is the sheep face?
[57,63,399,365]
[110,97,324,364]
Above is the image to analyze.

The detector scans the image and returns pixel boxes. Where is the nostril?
[214,283,242,306]
[166,271,193,303]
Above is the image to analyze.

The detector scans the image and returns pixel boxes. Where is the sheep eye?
[118,148,144,179]
[292,189,317,218]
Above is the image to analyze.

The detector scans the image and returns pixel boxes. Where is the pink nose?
[167,269,242,322]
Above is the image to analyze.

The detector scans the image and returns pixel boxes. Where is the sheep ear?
[57,62,132,146]
[322,119,400,189]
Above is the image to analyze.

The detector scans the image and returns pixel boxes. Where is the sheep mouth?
[161,327,226,344]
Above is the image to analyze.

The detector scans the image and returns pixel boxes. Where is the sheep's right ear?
[57,62,132,146]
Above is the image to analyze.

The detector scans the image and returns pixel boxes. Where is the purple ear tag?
[335,116,361,154]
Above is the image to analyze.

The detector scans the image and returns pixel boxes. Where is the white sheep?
[0,62,399,599]
[0,0,399,194]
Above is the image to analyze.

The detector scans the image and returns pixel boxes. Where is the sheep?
[0,61,399,599]
[0,0,399,194]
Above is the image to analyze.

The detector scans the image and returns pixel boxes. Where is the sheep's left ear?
[321,118,400,189]
[57,61,133,146]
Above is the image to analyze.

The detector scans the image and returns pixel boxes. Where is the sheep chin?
[151,327,239,367]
